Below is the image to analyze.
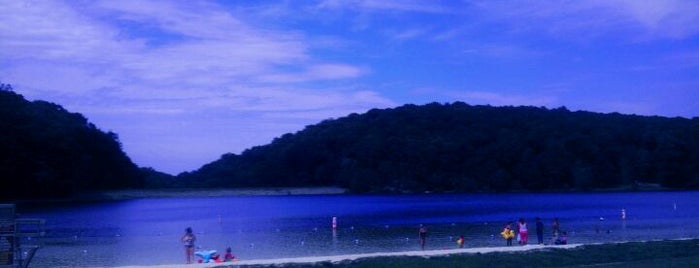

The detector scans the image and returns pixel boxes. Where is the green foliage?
[0,85,144,200]
[179,102,699,192]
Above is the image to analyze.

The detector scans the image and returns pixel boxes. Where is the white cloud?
[473,0,699,41]
[0,0,374,105]
[610,0,699,39]
[0,0,394,172]
[0,1,127,61]
[257,63,366,83]
[318,0,452,14]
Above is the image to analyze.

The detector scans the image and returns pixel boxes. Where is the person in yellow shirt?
[501,222,515,246]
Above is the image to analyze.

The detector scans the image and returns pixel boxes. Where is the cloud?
[0,0,377,106]
[317,0,452,14]
[460,43,543,59]
[257,63,366,83]
[472,0,699,41]
[0,0,396,173]
[388,27,431,41]
[0,1,126,61]
[609,0,699,39]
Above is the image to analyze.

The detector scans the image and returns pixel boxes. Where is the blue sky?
[2,0,698,174]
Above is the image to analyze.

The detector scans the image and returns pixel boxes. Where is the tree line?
[176,102,699,192]
[0,84,146,200]
[2,81,698,199]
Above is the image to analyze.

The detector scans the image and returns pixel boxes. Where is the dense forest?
[0,84,146,200]
[177,102,699,192]
[3,82,699,199]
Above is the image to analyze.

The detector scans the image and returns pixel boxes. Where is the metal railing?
[0,205,44,268]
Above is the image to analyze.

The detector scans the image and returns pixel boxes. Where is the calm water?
[16,191,699,267]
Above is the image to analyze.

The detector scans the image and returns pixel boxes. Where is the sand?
[109,243,582,268]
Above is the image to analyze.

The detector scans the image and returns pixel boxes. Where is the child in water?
[501,222,515,246]
[224,247,235,262]
[456,235,465,248]
[555,231,568,245]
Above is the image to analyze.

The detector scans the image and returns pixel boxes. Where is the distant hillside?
[0,84,145,200]
[178,102,699,192]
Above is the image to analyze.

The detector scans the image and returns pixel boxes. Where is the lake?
[17,191,699,267]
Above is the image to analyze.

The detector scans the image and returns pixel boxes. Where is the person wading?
[418,224,428,250]
[181,227,196,264]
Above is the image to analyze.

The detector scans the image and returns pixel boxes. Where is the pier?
[0,204,44,268]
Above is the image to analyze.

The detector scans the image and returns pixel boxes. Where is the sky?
[1,0,699,175]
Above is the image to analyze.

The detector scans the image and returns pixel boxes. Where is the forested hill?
[0,84,145,200]
[178,102,699,192]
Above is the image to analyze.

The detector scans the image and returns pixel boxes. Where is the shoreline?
[12,187,692,204]
[109,238,699,268]
[112,243,584,268]
[79,187,348,201]
[11,187,348,204]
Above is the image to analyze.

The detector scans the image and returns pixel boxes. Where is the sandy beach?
[106,238,699,268]
[110,243,582,268]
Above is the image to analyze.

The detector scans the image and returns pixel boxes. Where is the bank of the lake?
[74,187,348,201]
[75,185,682,202]
[218,239,699,268]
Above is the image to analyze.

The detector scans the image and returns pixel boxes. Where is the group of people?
[181,227,236,264]
[501,217,567,246]
[183,219,569,263]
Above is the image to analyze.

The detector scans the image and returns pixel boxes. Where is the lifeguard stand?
[0,204,44,268]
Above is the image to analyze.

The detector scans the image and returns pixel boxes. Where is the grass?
[230,239,699,268]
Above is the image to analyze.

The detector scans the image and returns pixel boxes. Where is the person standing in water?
[552,218,560,238]
[418,224,428,250]
[501,222,515,246]
[181,227,196,264]
[518,218,528,245]
[536,217,544,245]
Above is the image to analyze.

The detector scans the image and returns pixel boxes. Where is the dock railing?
[0,205,44,268]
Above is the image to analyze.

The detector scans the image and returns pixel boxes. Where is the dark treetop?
[176,102,699,193]
[3,82,698,198]
[0,84,147,201]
